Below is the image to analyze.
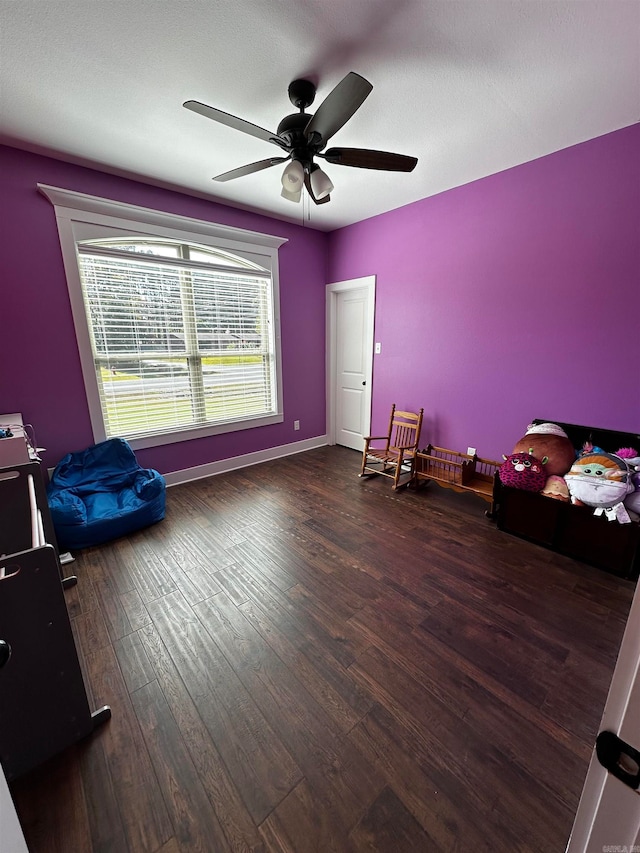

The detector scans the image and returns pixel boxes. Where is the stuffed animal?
[541,475,570,502]
[625,472,640,518]
[564,451,634,523]
[499,450,548,492]
[581,441,605,455]
[617,448,640,518]
[617,448,639,461]
[512,423,575,476]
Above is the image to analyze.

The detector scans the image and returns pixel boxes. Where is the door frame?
[326,275,376,446]
[566,574,640,851]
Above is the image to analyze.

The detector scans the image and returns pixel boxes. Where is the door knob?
[596,730,640,790]
[362,381,366,386]
[0,639,11,668]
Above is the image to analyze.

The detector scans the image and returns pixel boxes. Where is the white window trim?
[38,184,287,450]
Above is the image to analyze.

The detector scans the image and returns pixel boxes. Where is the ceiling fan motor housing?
[287,79,316,110]
[276,113,324,167]
[276,112,310,142]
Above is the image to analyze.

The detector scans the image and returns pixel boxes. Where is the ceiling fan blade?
[304,172,331,205]
[184,100,286,147]
[213,156,289,182]
[322,147,418,172]
[304,72,373,145]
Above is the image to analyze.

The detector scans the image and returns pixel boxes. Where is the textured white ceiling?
[1,1,638,231]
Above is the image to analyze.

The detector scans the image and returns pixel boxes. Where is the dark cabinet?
[0,463,110,780]
[0,545,111,779]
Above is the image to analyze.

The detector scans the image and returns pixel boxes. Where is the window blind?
[77,247,277,440]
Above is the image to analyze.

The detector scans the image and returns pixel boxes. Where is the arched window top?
[79,237,268,272]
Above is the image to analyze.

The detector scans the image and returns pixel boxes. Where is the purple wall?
[0,145,328,473]
[328,124,640,461]
[2,125,639,476]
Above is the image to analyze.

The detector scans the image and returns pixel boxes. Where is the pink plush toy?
[617,447,639,460]
[499,450,548,492]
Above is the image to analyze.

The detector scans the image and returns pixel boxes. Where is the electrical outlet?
[467,446,477,457]
[294,420,300,431]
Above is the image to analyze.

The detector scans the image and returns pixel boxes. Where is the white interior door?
[1,763,28,853]
[566,574,640,852]
[326,276,375,451]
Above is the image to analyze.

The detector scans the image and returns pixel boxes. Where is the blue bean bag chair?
[47,438,166,550]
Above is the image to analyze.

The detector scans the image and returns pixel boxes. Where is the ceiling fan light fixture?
[310,166,334,200]
[281,185,302,203]
[281,159,304,192]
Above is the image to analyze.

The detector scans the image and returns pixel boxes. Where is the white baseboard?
[164,434,329,487]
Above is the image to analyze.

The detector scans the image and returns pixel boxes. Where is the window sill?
[123,411,284,451]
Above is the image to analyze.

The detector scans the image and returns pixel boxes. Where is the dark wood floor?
[10,446,636,852]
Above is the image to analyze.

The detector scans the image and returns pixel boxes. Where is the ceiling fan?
[183,72,418,205]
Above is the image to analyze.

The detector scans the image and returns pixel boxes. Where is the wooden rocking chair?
[359,404,424,490]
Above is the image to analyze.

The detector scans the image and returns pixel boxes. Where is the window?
[40,185,286,449]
